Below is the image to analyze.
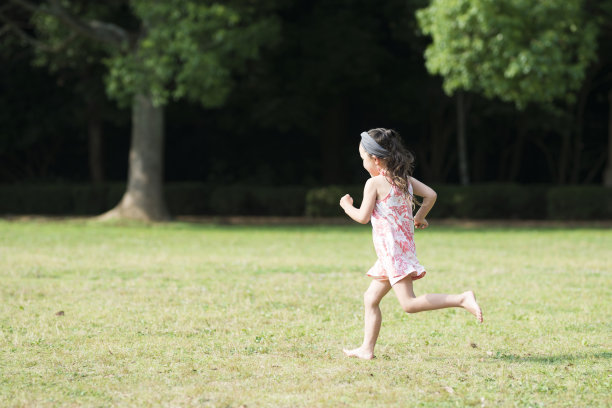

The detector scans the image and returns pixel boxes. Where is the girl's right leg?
[343,279,392,360]
[392,277,483,322]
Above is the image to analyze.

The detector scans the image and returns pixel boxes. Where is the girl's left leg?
[343,279,392,359]
[392,277,483,322]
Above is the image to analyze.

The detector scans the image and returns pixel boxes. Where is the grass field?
[0,219,610,407]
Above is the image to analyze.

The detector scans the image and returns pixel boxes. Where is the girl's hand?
[339,194,354,209]
[414,216,429,229]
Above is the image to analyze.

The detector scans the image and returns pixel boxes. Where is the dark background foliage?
[1,0,611,188]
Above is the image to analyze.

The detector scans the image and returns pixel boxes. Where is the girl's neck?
[379,169,395,187]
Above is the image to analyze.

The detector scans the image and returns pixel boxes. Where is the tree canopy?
[417,0,599,108]
[2,0,281,220]
[22,0,279,108]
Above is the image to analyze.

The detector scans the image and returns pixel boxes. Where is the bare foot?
[343,347,374,360]
[461,291,483,323]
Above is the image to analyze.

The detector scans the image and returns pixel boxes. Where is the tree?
[2,0,278,219]
[595,0,612,187]
[25,17,115,184]
[240,1,394,183]
[416,0,599,185]
[237,0,435,184]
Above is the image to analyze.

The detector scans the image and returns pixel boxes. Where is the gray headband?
[360,132,389,158]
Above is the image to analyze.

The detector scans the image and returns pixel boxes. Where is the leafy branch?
[9,0,130,48]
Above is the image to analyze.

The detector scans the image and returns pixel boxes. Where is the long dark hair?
[366,128,415,197]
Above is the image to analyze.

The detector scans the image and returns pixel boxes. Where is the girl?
[339,128,483,360]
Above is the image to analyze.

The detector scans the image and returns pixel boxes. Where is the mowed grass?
[0,219,610,407]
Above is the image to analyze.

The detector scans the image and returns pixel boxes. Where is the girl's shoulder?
[371,174,391,186]
[365,175,387,191]
[372,174,392,201]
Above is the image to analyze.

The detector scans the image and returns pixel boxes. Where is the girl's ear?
[374,157,385,170]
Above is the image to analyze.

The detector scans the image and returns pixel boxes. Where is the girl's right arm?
[410,176,437,229]
[340,178,377,224]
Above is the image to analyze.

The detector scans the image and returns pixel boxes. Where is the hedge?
[208,185,307,216]
[547,186,612,220]
[0,183,308,217]
[305,185,364,217]
[428,184,548,219]
[0,182,610,219]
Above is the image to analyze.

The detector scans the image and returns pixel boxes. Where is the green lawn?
[0,219,610,407]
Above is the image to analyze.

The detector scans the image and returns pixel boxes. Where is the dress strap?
[407,178,415,206]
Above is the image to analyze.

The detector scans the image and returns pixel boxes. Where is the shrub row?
[0,183,610,219]
[429,184,548,219]
[0,183,308,217]
[309,184,612,220]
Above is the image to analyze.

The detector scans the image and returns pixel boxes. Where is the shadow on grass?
[493,351,611,364]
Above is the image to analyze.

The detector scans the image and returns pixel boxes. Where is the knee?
[363,291,381,308]
[401,300,417,314]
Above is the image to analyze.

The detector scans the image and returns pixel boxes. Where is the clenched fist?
[339,194,353,209]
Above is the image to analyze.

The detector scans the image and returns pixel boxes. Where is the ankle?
[361,344,375,353]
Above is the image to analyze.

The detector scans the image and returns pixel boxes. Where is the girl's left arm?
[340,178,377,224]
[410,176,437,229]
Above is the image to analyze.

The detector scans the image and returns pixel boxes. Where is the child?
[339,128,483,360]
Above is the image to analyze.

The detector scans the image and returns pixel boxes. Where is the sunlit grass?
[0,219,610,407]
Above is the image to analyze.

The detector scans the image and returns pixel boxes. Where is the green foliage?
[30,3,115,72]
[241,0,418,133]
[305,186,364,217]
[301,184,611,220]
[207,185,307,216]
[20,1,279,108]
[105,1,279,107]
[304,184,547,219]
[547,186,612,219]
[0,183,308,216]
[416,0,599,108]
[2,183,612,219]
[430,184,547,219]
[0,183,123,215]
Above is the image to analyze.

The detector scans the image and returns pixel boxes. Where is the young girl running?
[339,128,483,360]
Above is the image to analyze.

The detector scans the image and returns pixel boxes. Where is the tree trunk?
[604,89,612,187]
[419,91,454,183]
[533,138,558,182]
[558,130,571,184]
[570,77,591,183]
[507,119,526,182]
[87,102,104,184]
[320,100,348,183]
[456,91,470,185]
[100,93,169,220]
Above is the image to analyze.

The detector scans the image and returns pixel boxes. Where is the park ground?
[0,218,610,407]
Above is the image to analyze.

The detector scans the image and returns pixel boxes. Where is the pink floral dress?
[367,180,426,286]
